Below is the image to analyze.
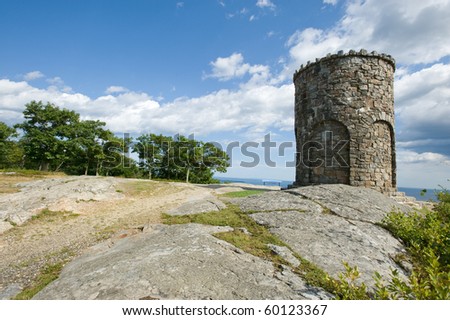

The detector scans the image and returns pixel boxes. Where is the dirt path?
[0,176,214,298]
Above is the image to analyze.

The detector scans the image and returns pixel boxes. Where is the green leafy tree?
[134,133,229,183]
[0,122,24,168]
[172,135,229,183]
[101,134,141,177]
[16,101,80,171]
[72,120,113,175]
[134,134,172,179]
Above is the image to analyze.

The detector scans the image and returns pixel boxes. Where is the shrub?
[335,188,450,299]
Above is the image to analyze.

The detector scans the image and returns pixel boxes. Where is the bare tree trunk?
[40,161,49,171]
[186,168,190,183]
[55,161,64,172]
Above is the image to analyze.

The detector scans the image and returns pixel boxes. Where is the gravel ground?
[0,175,215,299]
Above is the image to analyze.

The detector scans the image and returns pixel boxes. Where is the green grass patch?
[163,205,335,293]
[12,246,75,300]
[13,262,65,300]
[163,205,248,227]
[221,190,266,198]
[0,169,66,177]
[163,205,285,261]
[31,209,79,222]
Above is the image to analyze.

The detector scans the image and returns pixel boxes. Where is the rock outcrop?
[230,185,411,287]
[0,176,124,233]
[32,183,413,299]
[166,197,226,216]
[34,223,330,300]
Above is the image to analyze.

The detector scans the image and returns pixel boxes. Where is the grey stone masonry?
[293,49,396,193]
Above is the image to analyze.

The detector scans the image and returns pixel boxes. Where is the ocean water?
[215,177,438,202]
[216,177,294,189]
[397,187,438,202]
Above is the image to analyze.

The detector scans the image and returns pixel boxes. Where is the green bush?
[383,189,450,267]
[335,188,450,300]
[327,263,369,299]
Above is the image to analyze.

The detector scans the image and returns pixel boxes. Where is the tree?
[16,101,80,171]
[172,135,229,183]
[134,133,173,180]
[72,120,113,175]
[134,133,229,183]
[101,134,141,177]
[0,122,23,168]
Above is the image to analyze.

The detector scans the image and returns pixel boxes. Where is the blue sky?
[1,0,450,188]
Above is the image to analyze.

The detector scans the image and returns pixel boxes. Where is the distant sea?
[215,177,438,202]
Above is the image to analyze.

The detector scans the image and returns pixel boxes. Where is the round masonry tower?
[293,49,396,193]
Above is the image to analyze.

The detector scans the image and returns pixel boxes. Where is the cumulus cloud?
[0,77,293,136]
[286,0,450,67]
[397,149,450,165]
[395,63,450,143]
[206,53,249,80]
[204,53,271,86]
[105,86,129,94]
[46,76,73,93]
[396,149,450,187]
[256,0,276,9]
[323,0,339,5]
[0,79,88,125]
[23,71,44,81]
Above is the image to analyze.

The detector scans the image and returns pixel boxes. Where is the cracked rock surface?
[166,197,227,216]
[34,224,327,300]
[2,176,414,299]
[0,176,125,233]
[232,184,412,288]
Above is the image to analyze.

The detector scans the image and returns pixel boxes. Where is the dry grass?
[0,171,66,194]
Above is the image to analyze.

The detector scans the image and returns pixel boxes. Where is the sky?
[0,0,449,189]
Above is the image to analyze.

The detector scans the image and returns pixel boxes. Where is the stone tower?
[293,49,396,193]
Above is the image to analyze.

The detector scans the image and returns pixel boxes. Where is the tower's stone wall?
[293,49,396,193]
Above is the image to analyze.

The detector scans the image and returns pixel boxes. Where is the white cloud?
[0,77,294,136]
[105,86,129,94]
[0,79,88,124]
[286,0,450,67]
[396,149,450,188]
[205,53,271,85]
[395,63,450,141]
[256,0,276,9]
[46,76,72,93]
[23,71,44,81]
[323,0,338,5]
[397,149,450,165]
[47,77,64,86]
